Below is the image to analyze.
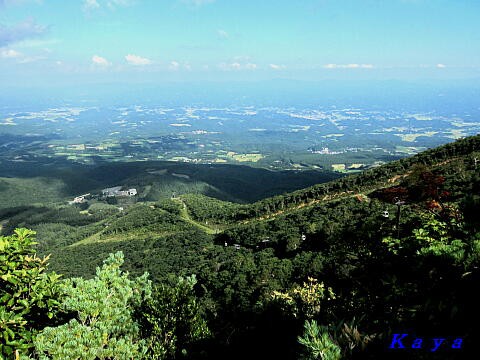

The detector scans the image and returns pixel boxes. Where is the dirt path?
[172,198,219,235]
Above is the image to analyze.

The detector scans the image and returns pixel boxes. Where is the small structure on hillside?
[102,186,137,197]
[102,186,123,197]
[69,193,91,204]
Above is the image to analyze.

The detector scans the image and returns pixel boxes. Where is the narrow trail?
[239,176,410,224]
[172,197,219,235]
[241,184,387,224]
[249,190,357,223]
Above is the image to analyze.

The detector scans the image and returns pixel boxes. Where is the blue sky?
[1,0,480,86]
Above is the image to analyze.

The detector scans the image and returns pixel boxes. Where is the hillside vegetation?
[0,157,341,209]
[1,134,479,359]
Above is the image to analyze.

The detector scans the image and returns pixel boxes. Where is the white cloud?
[217,29,229,39]
[0,49,22,58]
[436,63,446,68]
[219,62,258,71]
[169,60,180,71]
[125,53,152,65]
[0,48,48,64]
[92,54,110,66]
[323,63,374,69]
[269,63,286,70]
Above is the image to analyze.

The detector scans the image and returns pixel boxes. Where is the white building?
[101,186,137,197]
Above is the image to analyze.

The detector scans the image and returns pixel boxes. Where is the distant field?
[228,152,264,162]
[446,129,468,139]
[331,164,346,172]
[396,132,438,142]
[395,146,426,155]
[348,163,365,169]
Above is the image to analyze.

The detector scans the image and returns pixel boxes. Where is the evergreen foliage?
[34,252,151,359]
[0,229,63,359]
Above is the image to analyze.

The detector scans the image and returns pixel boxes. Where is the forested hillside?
[1,135,479,359]
[0,157,341,209]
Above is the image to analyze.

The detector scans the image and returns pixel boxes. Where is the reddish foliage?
[426,200,442,211]
[379,186,409,203]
